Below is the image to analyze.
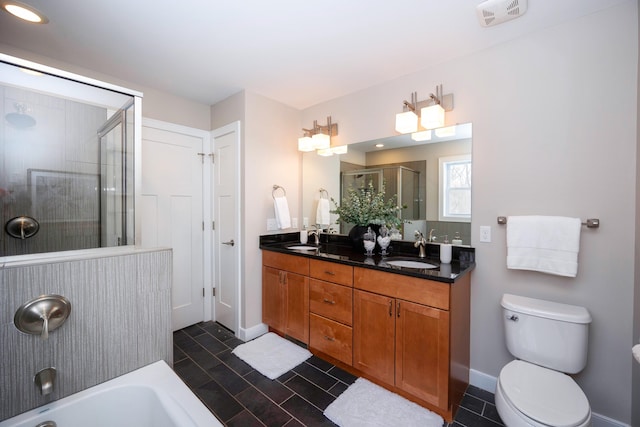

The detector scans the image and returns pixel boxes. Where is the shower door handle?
[222,239,235,246]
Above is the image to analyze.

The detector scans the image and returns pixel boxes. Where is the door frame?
[211,121,242,335]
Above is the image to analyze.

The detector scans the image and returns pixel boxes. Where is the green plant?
[331,180,405,228]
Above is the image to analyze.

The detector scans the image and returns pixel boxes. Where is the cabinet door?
[396,299,449,409]
[353,289,395,385]
[262,266,285,331]
[285,272,309,343]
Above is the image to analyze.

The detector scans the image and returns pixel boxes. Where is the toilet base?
[496,377,591,427]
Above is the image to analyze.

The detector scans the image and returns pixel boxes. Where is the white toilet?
[495,293,593,427]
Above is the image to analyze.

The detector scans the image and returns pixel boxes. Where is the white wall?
[300,2,638,423]
[242,92,301,330]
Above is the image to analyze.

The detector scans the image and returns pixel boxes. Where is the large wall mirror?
[0,55,140,257]
[302,123,472,244]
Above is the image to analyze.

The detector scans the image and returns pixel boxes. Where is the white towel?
[273,196,291,229]
[316,198,331,228]
[506,215,581,277]
[633,344,640,364]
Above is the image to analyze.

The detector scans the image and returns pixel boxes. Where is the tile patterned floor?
[173,321,504,427]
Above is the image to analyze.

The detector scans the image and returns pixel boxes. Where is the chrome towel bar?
[497,216,600,228]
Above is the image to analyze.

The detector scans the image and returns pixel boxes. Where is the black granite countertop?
[259,232,475,284]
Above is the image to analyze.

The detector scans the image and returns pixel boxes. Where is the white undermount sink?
[385,259,438,269]
[286,245,319,250]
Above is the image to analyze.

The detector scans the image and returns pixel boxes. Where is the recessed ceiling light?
[2,1,48,24]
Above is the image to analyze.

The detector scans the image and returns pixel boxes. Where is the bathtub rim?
[0,360,222,427]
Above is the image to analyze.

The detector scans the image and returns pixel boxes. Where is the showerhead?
[5,102,36,128]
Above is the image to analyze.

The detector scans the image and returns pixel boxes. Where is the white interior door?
[212,121,240,332]
[141,119,207,331]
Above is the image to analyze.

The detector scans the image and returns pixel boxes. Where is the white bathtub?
[0,361,222,427]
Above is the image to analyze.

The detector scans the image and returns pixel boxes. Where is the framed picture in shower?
[28,169,100,223]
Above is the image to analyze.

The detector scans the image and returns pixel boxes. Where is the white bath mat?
[231,332,312,380]
[324,378,444,427]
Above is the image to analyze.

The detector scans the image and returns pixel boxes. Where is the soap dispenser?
[440,235,452,264]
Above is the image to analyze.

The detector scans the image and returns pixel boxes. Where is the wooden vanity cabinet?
[308,259,354,365]
[262,251,309,343]
[261,249,470,422]
[353,266,469,419]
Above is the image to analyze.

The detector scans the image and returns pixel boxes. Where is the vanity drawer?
[310,313,353,365]
[262,251,309,276]
[310,259,353,286]
[309,279,353,326]
[353,267,450,310]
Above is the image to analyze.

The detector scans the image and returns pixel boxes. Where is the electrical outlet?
[292,217,298,229]
[303,217,309,228]
[266,218,278,231]
[480,226,492,243]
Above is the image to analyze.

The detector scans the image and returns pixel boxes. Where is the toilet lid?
[500,360,590,427]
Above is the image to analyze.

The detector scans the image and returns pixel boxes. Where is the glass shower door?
[98,102,133,247]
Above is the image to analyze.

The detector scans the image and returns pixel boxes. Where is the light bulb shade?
[434,126,456,138]
[411,130,432,142]
[312,133,330,150]
[298,136,315,152]
[420,104,445,130]
[395,111,418,134]
[331,145,348,155]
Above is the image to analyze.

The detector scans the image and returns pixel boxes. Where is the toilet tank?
[501,293,592,374]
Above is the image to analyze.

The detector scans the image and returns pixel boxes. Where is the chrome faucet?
[428,229,437,242]
[414,231,427,258]
[34,367,56,396]
[308,230,320,245]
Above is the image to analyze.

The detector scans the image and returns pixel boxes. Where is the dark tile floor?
[173,321,504,427]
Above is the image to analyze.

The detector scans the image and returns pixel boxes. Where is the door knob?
[222,239,235,246]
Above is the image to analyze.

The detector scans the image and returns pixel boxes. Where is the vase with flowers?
[331,180,405,250]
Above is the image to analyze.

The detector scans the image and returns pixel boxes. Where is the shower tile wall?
[1,86,107,256]
[0,248,172,421]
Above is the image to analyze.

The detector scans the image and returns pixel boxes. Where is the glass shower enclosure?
[340,165,421,233]
[0,54,141,257]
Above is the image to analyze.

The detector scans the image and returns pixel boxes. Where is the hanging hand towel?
[315,198,331,228]
[273,196,291,229]
[506,215,581,277]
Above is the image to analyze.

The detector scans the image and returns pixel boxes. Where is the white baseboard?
[469,368,497,393]
[469,369,629,427]
[591,413,630,427]
[237,323,268,342]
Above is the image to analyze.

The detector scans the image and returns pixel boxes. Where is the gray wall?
[0,248,172,421]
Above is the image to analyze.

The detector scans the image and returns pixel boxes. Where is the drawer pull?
[397,301,401,318]
[389,301,393,317]
[323,335,335,341]
[323,298,336,305]
[324,270,336,276]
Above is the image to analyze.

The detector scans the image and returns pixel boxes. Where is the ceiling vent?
[476,0,528,27]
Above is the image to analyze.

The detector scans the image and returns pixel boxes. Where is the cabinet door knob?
[397,301,401,318]
[389,300,393,317]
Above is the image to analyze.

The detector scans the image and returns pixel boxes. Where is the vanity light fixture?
[2,1,48,23]
[411,130,432,142]
[317,145,348,156]
[298,116,338,153]
[395,84,454,138]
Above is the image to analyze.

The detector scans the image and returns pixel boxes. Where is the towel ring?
[272,185,286,199]
[319,188,329,199]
